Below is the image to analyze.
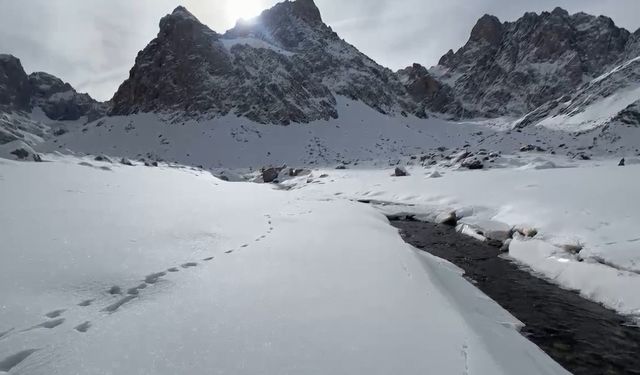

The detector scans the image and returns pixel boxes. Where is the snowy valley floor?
[0,156,570,374]
[283,161,640,320]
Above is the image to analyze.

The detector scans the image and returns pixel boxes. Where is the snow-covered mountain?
[110,2,421,125]
[110,2,640,127]
[428,7,637,118]
[517,56,640,132]
[0,54,106,122]
[0,54,107,157]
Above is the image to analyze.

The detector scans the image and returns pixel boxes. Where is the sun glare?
[226,0,265,24]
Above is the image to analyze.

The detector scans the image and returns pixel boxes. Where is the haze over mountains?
[1,0,640,163]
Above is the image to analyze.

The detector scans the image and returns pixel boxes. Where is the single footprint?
[23,318,65,332]
[0,349,39,372]
[127,284,147,295]
[203,257,214,262]
[167,267,180,273]
[45,309,66,319]
[78,299,94,307]
[74,321,92,333]
[181,262,198,269]
[102,296,137,313]
[108,286,122,295]
[144,272,167,284]
[225,250,234,254]
[241,244,248,248]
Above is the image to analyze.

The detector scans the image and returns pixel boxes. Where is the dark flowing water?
[390,218,640,375]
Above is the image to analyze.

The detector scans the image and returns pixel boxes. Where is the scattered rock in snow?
[120,157,133,166]
[32,154,43,162]
[619,158,625,166]
[394,166,409,177]
[562,242,584,254]
[262,166,285,183]
[461,157,484,170]
[10,148,29,160]
[94,155,112,163]
[520,144,546,152]
[428,171,443,178]
[500,239,512,252]
[335,165,347,170]
[435,211,457,226]
[515,227,538,238]
[457,224,487,242]
[453,151,472,163]
[574,153,591,161]
[289,168,310,177]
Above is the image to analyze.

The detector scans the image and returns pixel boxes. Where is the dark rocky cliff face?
[110,1,421,124]
[430,7,633,118]
[29,72,107,121]
[0,54,105,121]
[0,55,32,112]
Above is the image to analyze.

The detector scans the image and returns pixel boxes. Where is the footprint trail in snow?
[0,213,277,367]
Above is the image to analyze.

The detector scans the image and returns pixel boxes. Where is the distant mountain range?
[1,0,639,162]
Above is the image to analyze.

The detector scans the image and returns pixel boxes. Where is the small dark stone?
[461,158,484,170]
[262,166,284,183]
[618,158,625,167]
[394,167,408,177]
[120,158,133,166]
[10,148,29,160]
[94,155,112,163]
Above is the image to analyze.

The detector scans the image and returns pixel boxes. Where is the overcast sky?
[1,0,638,101]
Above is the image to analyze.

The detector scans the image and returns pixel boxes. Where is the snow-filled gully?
[390,217,640,375]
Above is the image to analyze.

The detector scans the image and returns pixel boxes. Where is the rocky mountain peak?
[469,14,503,45]
[111,0,421,124]
[551,7,569,17]
[289,0,323,25]
[0,53,106,150]
[430,7,633,118]
[0,54,32,112]
[159,5,219,40]
[225,0,332,51]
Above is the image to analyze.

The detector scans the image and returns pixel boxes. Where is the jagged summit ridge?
[110,1,640,127]
[110,1,421,124]
[0,54,105,121]
[428,7,634,118]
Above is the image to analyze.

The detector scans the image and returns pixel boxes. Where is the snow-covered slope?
[40,97,491,168]
[0,157,569,374]
[37,96,640,169]
[517,55,640,132]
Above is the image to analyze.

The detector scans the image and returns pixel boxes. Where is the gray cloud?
[1,0,638,101]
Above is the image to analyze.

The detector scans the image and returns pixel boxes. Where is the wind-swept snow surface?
[0,157,568,374]
[284,163,640,319]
